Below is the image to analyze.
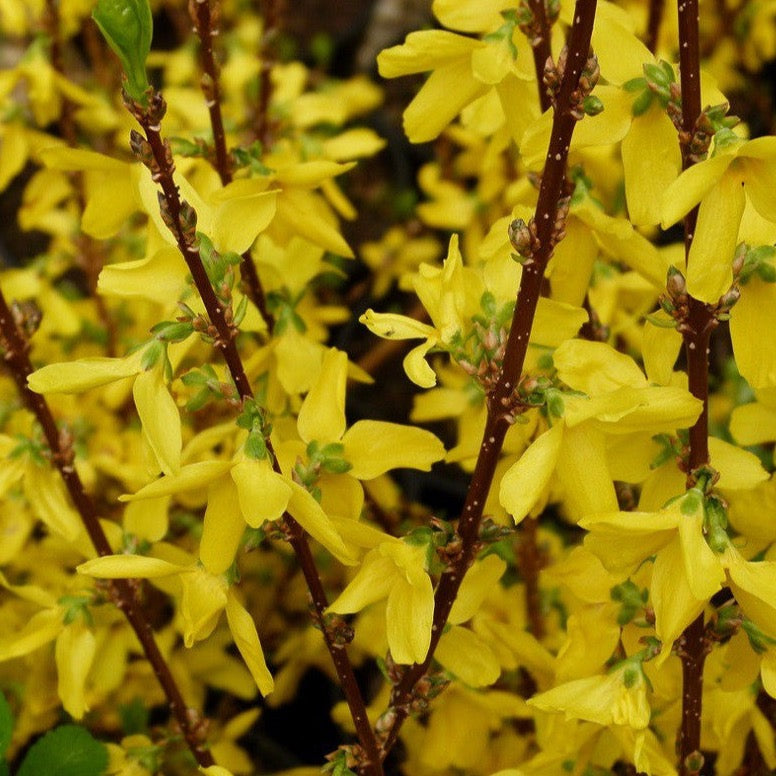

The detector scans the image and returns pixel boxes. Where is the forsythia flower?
[77,552,275,696]
[328,536,434,665]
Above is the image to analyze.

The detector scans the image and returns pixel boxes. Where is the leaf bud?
[666,265,686,299]
[92,0,153,103]
[508,217,535,258]
[583,95,604,116]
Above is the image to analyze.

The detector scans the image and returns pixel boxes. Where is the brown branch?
[376,0,599,756]
[646,0,665,54]
[527,0,554,113]
[188,0,275,330]
[129,91,382,775]
[517,517,545,639]
[0,292,214,768]
[256,0,282,148]
[675,0,714,772]
[189,0,230,186]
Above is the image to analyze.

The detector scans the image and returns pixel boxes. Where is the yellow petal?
[123,497,170,543]
[708,437,769,490]
[342,420,445,479]
[200,478,246,575]
[286,481,356,565]
[77,554,185,578]
[359,309,437,340]
[275,189,353,257]
[499,423,563,524]
[724,548,776,639]
[651,537,706,662]
[210,188,277,255]
[435,626,500,687]
[230,458,291,528]
[730,401,776,445]
[0,608,62,661]
[98,246,188,303]
[449,554,506,624]
[403,60,488,144]
[225,591,274,695]
[530,298,588,347]
[730,278,776,389]
[554,340,646,394]
[297,348,347,444]
[24,464,82,542]
[133,366,181,476]
[119,460,232,502]
[27,352,143,394]
[686,168,746,304]
[581,510,678,575]
[661,153,732,228]
[555,424,618,520]
[403,339,439,388]
[327,549,396,613]
[377,30,482,78]
[622,108,682,227]
[178,568,228,646]
[55,622,96,719]
[386,574,434,664]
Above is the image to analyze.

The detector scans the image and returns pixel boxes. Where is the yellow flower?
[662,135,776,303]
[328,537,434,665]
[498,339,702,524]
[77,553,274,696]
[27,344,182,477]
[528,658,651,730]
[377,3,537,143]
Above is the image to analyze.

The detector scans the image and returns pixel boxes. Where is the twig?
[189,0,275,330]
[517,517,545,639]
[256,0,282,148]
[129,91,383,775]
[675,0,715,772]
[189,0,230,186]
[646,0,665,54]
[0,290,214,768]
[526,0,554,113]
[375,0,599,756]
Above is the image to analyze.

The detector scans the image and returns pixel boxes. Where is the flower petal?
[297,348,347,444]
[231,458,291,528]
[499,423,563,524]
[55,623,96,719]
[225,592,274,696]
[386,574,434,664]
[435,626,500,687]
[686,168,746,304]
[343,420,445,480]
[133,366,181,476]
[200,478,246,575]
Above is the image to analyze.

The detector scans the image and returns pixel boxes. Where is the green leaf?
[92,0,152,103]
[17,726,109,776]
[0,692,12,760]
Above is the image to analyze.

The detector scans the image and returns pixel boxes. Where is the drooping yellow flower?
[77,552,274,696]
[662,135,776,303]
[328,537,434,665]
[27,344,182,476]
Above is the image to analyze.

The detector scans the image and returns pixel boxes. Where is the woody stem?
[377,0,599,757]
[0,289,214,768]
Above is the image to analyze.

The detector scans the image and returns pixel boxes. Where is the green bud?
[631,88,654,117]
[151,320,194,343]
[244,432,268,461]
[643,62,670,88]
[92,0,153,103]
[583,95,604,116]
[622,76,647,92]
[140,340,163,370]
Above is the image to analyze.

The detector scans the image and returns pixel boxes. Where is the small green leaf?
[631,88,654,116]
[17,725,109,776]
[92,0,152,103]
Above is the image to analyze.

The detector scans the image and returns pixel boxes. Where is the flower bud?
[92,0,153,103]
[666,266,686,298]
